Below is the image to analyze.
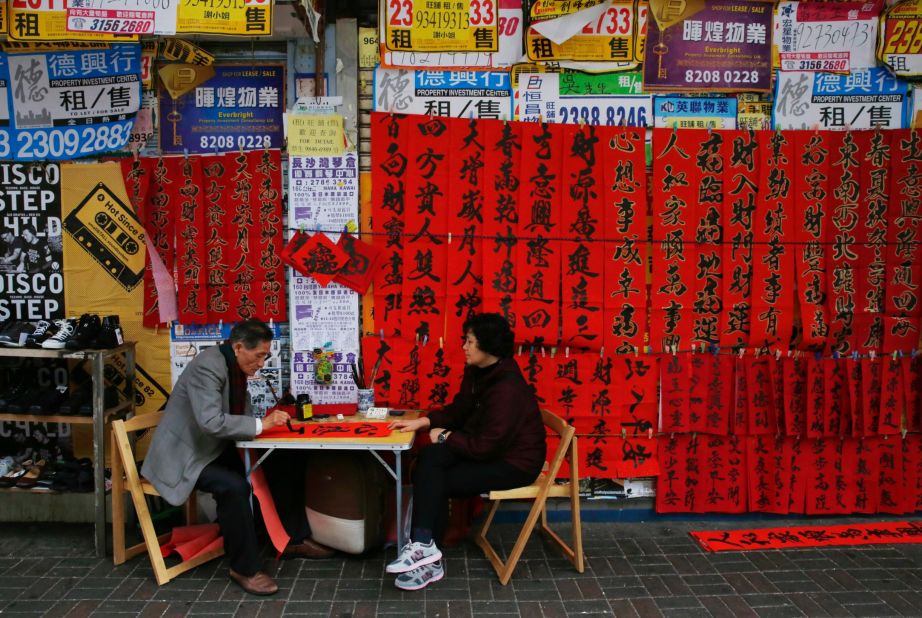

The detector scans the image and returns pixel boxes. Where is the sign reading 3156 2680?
[0,43,142,161]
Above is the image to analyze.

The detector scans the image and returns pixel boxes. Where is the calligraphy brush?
[350,362,363,389]
[264,377,303,435]
[368,353,384,387]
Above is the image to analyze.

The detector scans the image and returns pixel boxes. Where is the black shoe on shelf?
[64,314,101,350]
[73,386,121,416]
[27,387,71,415]
[0,379,36,409]
[88,315,123,349]
[6,387,47,413]
[25,320,58,348]
[0,321,36,347]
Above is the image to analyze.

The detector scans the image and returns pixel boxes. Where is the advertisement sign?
[527,0,637,63]
[8,1,137,40]
[291,348,359,404]
[382,0,522,69]
[374,68,513,118]
[158,64,284,154]
[518,72,651,126]
[66,0,179,37]
[177,0,271,36]
[289,276,359,354]
[773,1,879,72]
[643,0,773,92]
[384,0,498,53]
[879,0,922,78]
[286,115,344,156]
[773,67,908,130]
[0,43,141,161]
[289,153,359,233]
[653,95,738,128]
[0,162,63,322]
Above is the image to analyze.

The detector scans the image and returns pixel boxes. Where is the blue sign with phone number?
[0,43,142,161]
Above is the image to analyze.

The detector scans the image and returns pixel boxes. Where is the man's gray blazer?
[141,345,258,506]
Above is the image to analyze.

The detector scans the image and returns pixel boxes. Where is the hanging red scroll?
[720,130,757,350]
[751,131,795,351]
[172,157,208,324]
[699,434,748,513]
[703,352,733,436]
[417,341,464,410]
[602,128,647,354]
[143,157,178,328]
[370,112,408,338]
[617,436,659,478]
[847,358,864,437]
[516,122,562,344]
[878,436,904,514]
[782,355,807,437]
[651,129,698,351]
[120,157,157,326]
[826,132,861,353]
[855,130,889,352]
[445,118,484,340]
[660,352,691,433]
[730,355,747,435]
[822,357,849,437]
[804,438,857,515]
[745,356,776,435]
[613,355,658,436]
[389,337,424,409]
[903,354,921,432]
[361,334,395,407]
[792,132,830,351]
[860,357,881,436]
[585,353,619,436]
[788,438,808,513]
[886,130,922,352]
[878,355,903,435]
[545,352,594,425]
[403,116,450,344]
[655,434,700,513]
[901,434,922,513]
[580,435,619,479]
[746,434,792,514]
[519,351,554,411]
[482,119,521,328]
[561,124,604,349]
[853,438,880,514]
[805,355,824,438]
[691,130,723,347]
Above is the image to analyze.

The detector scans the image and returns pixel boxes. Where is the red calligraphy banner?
[792,132,830,350]
[747,434,792,514]
[561,124,604,349]
[745,356,775,436]
[703,353,733,435]
[143,157,178,327]
[371,112,408,337]
[856,130,890,352]
[885,130,922,351]
[860,357,881,436]
[660,353,691,433]
[878,355,903,435]
[847,359,864,437]
[655,434,699,513]
[691,131,723,346]
[446,118,484,340]
[826,132,862,354]
[903,354,921,432]
[805,355,824,438]
[617,436,658,478]
[878,436,904,514]
[579,436,619,479]
[172,157,208,324]
[730,355,747,435]
[390,338,424,409]
[403,116,450,344]
[252,150,286,323]
[691,521,922,552]
[901,434,922,513]
[720,130,758,349]
[602,128,647,354]
[699,434,747,513]
[822,358,849,437]
[547,352,597,426]
[361,335,395,407]
[853,438,880,513]
[417,341,464,410]
[751,131,795,350]
[119,157,158,327]
[516,122,563,344]
[614,355,658,436]
[805,438,857,515]
[782,355,807,437]
[651,129,698,351]
[788,438,807,513]
[481,119,521,327]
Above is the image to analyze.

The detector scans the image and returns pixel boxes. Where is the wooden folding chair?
[475,408,584,585]
[111,411,224,585]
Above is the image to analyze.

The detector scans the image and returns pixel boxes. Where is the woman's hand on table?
[388,416,430,433]
[261,408,290,431]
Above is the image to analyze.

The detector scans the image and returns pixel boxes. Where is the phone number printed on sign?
[385,0,498,52]
[67,9,155,35]
[879,0,922,78]
[527,1,637,63]
[774,0,878,72]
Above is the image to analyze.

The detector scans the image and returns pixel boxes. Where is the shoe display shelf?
[0,342,136,557]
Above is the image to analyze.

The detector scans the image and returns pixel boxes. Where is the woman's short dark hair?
[462,313,514,358]
[229,318,273,349]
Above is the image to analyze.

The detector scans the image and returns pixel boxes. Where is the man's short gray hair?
[228,319,273,349]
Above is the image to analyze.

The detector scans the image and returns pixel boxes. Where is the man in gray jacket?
[142,319,333,596]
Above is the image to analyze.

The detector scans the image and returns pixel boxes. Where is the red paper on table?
[903,354,922,432]
[877,436,904,514]
[515,122,562,344]
[782,355,807,437]
[371,112,408,337]
[651,129,698,351]
[698,434,747,513]
[822,357,849,437]
[805,355,824,438]
[860,357,882,435]
[660,352,691,433]
[481,119,521,326]
[885,130,922,352]
[602,127,647,354]
[792,132,830,351]
[333,233,382,295]
[560,124,604,349]
[171,156,208,324]
[402,116,449,344]
[613,355,658,436]
[655,433,699,513]
[445,117,484,341]
[751,131,795,350]
[616,435,658,478]
[690,130,724,347]
[878,356,903,435]
[855,130,889,353]
[853,437,880,514]
[691,521,922,552]
[287,232,349,286]
[258,422,392,440]
[159,523,223,561]
[745,356,775,436]
[901,434,922,513]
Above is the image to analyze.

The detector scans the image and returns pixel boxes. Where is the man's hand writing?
[388,416,430,432]
[261,409,290,431]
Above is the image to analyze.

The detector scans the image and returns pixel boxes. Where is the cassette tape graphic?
[64,183,146,291]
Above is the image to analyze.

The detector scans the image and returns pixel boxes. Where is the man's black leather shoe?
[65,314,101,350]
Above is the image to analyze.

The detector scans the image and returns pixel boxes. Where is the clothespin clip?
[647,427,653,440]
[738,347,745,359]
[775,349,782,361]
[218,319,223,330]
[415,332,419,344]
[599,346,604,358]
[691,343,696,354]
[621,427,627,439]
[814,350,822,362]
[633,346,638,357]
[541,346,546,358]
[869,350,876,361]
[517,344,523,356]
[851,351,859,362]
[902,427,908,439]
[132,149,139,162]
[239,142,245,156]
[565,346,569,358]
[379,329,384,340]
[672,345,677,357]
[439,336,443,349]
[269,318,274,328]
[423,334,429,346]
[447,232,452,245]
[893,350,899,361]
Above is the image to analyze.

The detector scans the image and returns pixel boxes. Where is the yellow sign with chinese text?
[8,0,137,41]
[177,0,271,36]
[527,1,637,62]
[384,0,498,52]
[286,114,345,156]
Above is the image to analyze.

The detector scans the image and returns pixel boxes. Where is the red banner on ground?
[691,521,922,552]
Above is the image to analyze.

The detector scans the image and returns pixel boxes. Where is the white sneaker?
[394,560,444,591]
[42,319,76,349]
[386,540,442,574]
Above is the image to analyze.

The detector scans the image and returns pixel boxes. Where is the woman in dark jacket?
[386,313,546,590]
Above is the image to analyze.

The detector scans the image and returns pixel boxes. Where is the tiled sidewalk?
[1,517,921,617]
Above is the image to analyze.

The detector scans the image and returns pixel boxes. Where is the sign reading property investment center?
[159,64,284,154]
[384,0,498,53]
